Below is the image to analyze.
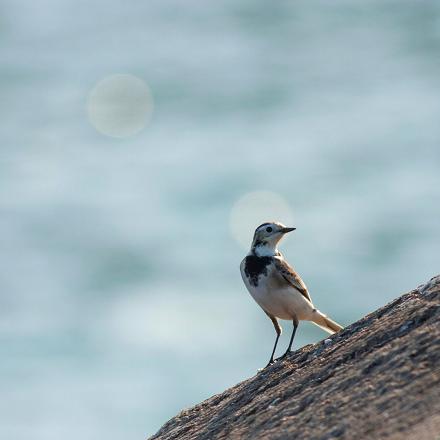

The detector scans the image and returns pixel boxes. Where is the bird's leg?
[265,315,282,368]
[278,319,299,360]
[266,333,280,367]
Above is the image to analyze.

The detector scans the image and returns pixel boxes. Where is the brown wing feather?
[274,257,313,303]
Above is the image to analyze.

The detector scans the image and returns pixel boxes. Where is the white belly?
[242,270,315,321]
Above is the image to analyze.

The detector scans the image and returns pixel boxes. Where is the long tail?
[311,310,343,334]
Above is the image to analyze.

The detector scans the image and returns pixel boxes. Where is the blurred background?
[1,0,440,438]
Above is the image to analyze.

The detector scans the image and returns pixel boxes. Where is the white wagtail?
[240,221,343,367]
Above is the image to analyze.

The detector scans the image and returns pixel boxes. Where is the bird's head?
[251,221,296,256]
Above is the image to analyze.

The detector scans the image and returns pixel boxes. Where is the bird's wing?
[274,256,313,304]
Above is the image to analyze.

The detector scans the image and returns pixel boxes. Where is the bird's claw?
[265,359,276,368]
[275,350,291,362]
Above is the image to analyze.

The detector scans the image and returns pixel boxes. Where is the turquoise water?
[1,1,440,438]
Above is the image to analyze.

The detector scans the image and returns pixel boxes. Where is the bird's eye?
[266,226,273,233]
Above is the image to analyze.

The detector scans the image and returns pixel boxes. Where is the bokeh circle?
[230,190,294,250]
[87,74,153,137]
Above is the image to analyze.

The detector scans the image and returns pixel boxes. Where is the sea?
[1,1,440,439]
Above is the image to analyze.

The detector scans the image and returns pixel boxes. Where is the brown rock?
[150,275,440,440]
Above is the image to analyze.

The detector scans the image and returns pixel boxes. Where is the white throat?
[252,243,278,257]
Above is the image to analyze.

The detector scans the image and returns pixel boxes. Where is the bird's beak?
[281,227,296,233]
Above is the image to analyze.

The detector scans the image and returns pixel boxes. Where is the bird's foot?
[276,350,292,362]
[265,358,277,368]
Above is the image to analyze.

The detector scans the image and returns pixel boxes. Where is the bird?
[240,221,343,367]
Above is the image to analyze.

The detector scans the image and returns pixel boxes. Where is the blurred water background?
[1,0,440,438]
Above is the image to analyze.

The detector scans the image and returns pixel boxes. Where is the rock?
[149,275,440,440]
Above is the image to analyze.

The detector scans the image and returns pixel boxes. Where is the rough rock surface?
[150,275,440,440]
